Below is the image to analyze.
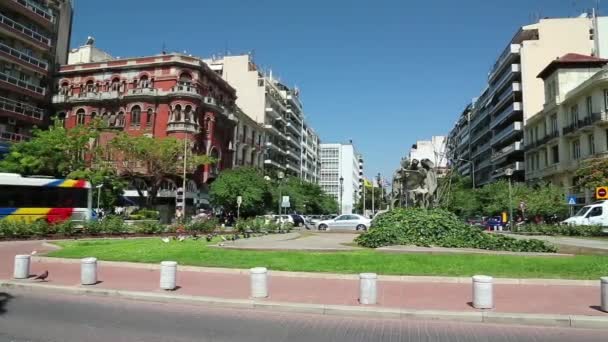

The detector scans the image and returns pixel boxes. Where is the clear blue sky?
[71,0,599,179]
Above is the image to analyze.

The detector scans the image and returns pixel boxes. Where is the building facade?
[525,54,608,205]
[448,15,606,186]
[319,142,362,214]
[0,0,73,154]
[300,122,320,183]
[53,44,237,211]
[408,136,448,176]
[204,55,310,178]
[232,106,265,168]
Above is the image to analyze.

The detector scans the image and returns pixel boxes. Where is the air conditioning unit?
[8,118,17,125]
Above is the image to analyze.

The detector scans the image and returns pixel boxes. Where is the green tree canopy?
[209,167,272,216]
[576,158,608,190]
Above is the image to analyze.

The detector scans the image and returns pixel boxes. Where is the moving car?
[316,214,371,231]
[563,201,608,228]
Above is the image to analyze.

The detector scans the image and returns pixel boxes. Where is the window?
[586,96,593,116]
[130,105,141,127]
[572,139,581,160]
[258,79,264,87]
[85,80,94,92]
[76,109,85,125]
[588,206,603,217]
[0,185,88,208]
[550,114,558,134]
[589,134,595,155]
[604,90,608,111]
[570,105,579,125]
[146,108,153,126]
[542,149,548,168]
[90,112,97,121]
[552,145,559,164]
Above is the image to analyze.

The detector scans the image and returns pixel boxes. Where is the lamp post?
[505,168,514,231]
[181,137,189,223]
[95,184,103,212]
[376,172,382,212]
[339,176,344,215]
[277,171,285,215]
[458,158,475,188]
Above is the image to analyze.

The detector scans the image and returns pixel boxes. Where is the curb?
[32,256,600,286]
[1,280,607,329]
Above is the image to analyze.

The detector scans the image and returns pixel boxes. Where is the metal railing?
[491,122,522,145]
[0,13,51,47]
[12,0,54,23]
[0,96,44,120]
[0,71,45,95]
[0,131,30,142]
[0,42,48,70]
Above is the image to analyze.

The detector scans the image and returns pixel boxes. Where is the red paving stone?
[0,240,606,316]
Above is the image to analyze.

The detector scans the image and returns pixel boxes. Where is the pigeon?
[205,235,213,242]
[220,235,227,241]
[178,235,186,242]
[34,270,48,281]
[30,250,37,255]
[161,237,170,243]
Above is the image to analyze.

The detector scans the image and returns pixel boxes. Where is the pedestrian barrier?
[472,275,494,309]
[359,273,377,305]
[160,261,177,290]
[250,267,268,298]
[13,254,30,279]
[601,276,608,313]
[80,257,97,285]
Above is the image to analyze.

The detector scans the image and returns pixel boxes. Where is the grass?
[46,238,608,280]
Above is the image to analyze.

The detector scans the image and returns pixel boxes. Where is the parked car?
[316,214,371,231]
[307,215,323,226]
[289,214,306,227]
[485,216,506,231]
[563,201,608,229]
[466,216,486,229]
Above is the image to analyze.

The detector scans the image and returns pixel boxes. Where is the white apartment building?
[525,54,608,205]
[301,122,320,183]
[232,106,266,168]
[204,54,305,177]
[319,142,362,214]
[408,136,448,175]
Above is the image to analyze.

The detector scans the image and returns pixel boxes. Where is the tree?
[209,167,272,216]
[274,177,338,214]
[439,175,481,218]
[68,168,127,209]
[355,184,388,213]
[0,121,100,177]
[576,158,608,190]
[524,183,568,218]
[108,133,213,207]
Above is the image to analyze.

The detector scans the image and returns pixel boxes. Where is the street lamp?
[505,167,514,231]
[376,172,382,212]
[277,171,285,215]
[458,158,475,188]
[95,184,104,212]
[339,176,344,215]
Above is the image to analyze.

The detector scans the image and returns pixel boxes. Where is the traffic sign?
[596,186,608,199]
[236,196,242,206]
[281,196,290,208]
[567,195,577,206]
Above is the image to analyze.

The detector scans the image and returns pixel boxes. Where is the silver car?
[316,214,371,231]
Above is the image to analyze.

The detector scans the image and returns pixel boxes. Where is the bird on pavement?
[30,250,37,255]
[161,237,170,243]
[34,270,48,281]
[178,235,186,242]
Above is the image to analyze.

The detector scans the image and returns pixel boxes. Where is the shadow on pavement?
[0,292,14,315]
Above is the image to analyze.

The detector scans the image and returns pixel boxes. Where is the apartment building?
[301,122,320,183]
[446,104,473,177]
[0,0,73,153]
[52,43,237,213]
[408,136,448,176]
[525,54,608,205]
[232,106,265,169]
[204,55,306,178]
[319,142,362,214]
[449,15,606,186]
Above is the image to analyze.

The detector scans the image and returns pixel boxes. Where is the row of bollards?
[12,255,608,311]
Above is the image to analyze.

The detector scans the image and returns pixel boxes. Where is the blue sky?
[71,0,599,179]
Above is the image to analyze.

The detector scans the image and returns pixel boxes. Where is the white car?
[316,214,371,231]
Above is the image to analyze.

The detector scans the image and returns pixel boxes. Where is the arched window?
[173,105,182,122]
[130,105,141,127]
[140,75,149,88]
[179,73,192,84]
[111,78,120,91]
[76,108,85,125]
[184,105,192,122]
[60,82,69,95]
[146,108,153,126]
[85,80,94,93]
[116,111,125,127]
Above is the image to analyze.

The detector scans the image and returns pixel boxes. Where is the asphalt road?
[0,289,605,342]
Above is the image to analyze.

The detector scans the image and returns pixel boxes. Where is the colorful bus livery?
[0,173,93,223]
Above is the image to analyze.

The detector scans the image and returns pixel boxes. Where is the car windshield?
[573,206,591,217]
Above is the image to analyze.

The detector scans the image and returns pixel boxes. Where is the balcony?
[490,101,522,129]
[0,131,29,142]
[264,159,286,169]
[0,71,45,97]
[8,0,54,28]
[491,122,522,146]
[0,96,44,122]
[265,142,286,155]
[562,118,592,137]
[475,158,492,171]
[169,82,200,98]
[285,135,300,148]
[125,87,157,98]
[265,106,281,119]
[166,121,198,134]
[286,162,300,173]
[488,44,520,81]
[491,141,523,162]
[285,121,300,135]
[263,124,286,139]
[0,42,48,71]
[492,161,523,179]
[490,63,521,91]
[0,13,52,50]
[55,91,120,103]
[591,112,608,126]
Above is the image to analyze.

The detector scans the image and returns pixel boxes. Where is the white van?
[562,200,608,226]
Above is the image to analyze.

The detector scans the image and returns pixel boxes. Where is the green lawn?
[47,238,608,280]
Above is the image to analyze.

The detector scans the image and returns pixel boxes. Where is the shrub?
[513,224,605,237]
[355,208,557,253]
[185,218,218,234]
[133,221,165,234]
[53,220,75,236]
[83,215,126,235]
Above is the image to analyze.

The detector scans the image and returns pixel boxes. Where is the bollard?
[80,257,98,285]
[160,261,177,290]
[472,275,494,309]
[250,267,268,298]
[601,277,608,313]
[13,255,31,279]
[359,273,377,305]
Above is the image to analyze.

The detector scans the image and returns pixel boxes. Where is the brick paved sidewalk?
[0,240,606,317]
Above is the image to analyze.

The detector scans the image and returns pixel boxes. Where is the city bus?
[0,173,93,223]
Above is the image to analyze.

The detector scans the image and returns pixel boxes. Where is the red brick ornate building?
[52,46,237,210]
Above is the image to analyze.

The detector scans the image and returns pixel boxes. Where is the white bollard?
[13,255,31,279]
[250,267,268,298]
[160,261,177,290]
[472,275,494,309]
[601,277,608,313]
[80,257,98,285]
[359,273,377,305]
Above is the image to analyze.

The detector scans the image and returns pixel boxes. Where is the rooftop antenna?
[161,42,166,55]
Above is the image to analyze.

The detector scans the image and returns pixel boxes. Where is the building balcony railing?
[591,112,608,125]
[0,70,45,96]
[10,0,54,26]
[0,95,44,121]
[0,131,29,142]
[169,82,199,97]
[488,44,520,81]
[562,117,593,136]
[0,13,52,48]
[285,122,300,135]
[491,121,522,146]
[491,140,523,162]
[492,161,523,178]
[490,101,522,129]
[125,87,157,97]
[264,158,286,169]
[265,141,287,155]
[166,121,198,134]
[475,158,492,171]
[265,106,281,119]
[53,91,120,103]
[0,42,48,71]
